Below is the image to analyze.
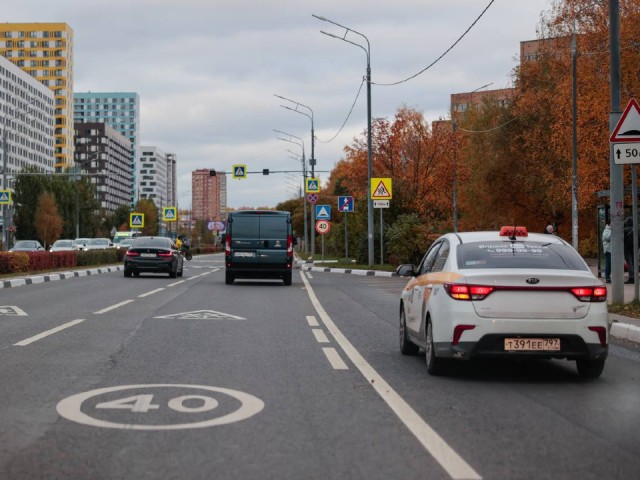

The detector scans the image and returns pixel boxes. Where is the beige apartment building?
[0,23,74,170]
[192,169,227,222]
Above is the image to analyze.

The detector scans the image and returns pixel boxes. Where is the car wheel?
[425,318,445,376]
[124,270,132,278]
[177,266,183,277]
[400,306,419,355]
[169,267,177,278]
[225,271,234,285]
[576,359,605,379]
[283,271,292,286]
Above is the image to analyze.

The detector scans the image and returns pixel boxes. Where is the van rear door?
[257,215,289,267]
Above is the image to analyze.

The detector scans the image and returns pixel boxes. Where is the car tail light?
[588,326,607,346]
[125,250,139,257]
[157,251,172,257]
[225,234,231,257]
[444,284,494,301]
[452,325,476,346]
[287,235,293,255]
[570,287,607,302]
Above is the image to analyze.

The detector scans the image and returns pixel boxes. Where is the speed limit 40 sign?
[315,219,331,235]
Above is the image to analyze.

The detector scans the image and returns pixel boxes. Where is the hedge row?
[0,246,222,275]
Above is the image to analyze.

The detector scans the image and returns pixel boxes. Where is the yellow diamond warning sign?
[371,178,392,200]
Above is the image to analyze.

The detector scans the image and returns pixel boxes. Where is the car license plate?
[140,253,156,258]
[234,252,256,258]
[504,338,560,351]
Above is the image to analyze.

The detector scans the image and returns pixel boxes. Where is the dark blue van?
[225,210,293,285]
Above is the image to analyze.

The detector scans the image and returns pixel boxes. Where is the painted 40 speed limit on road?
[614,143,640,164]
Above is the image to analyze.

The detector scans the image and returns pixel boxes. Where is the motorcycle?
[180,245,192,261]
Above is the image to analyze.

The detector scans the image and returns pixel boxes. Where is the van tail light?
[225,234,231,257]
[570,287,607,302]
[125,250,139,257]
[444,284,494,301]
[588,326,608,346]
[287,235,293,255]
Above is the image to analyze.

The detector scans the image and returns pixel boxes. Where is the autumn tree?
[134,198,159,236]
[35,191,63,248]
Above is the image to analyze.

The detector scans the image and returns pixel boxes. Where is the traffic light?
[209,170,217,176]
[263,169,270,175]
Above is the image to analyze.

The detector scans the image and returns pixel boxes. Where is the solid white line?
[93,300,135,315]
[14,319,85,346]
[138,288,165,298]
[322,347,349,370]
[306,315,319,327]
[299,273,481,480]
[312,328,330,344]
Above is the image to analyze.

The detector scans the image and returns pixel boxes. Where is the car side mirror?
[396,264,415,277]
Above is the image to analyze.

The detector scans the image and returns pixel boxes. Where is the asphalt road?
[0,253,639,480]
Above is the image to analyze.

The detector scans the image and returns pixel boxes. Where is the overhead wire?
[374,0,496,86]
[317,78,365,143]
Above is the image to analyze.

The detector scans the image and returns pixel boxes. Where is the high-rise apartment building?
[74,92,140,202]
[74,122,134,215]
[139,146,169,209]
[0,23,74,170]
[0,55,55,187]
[192,169,227,222]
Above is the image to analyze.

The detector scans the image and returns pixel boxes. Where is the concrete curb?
[298,264,396,277]
[610,322,640,343]
[0,265,123,289]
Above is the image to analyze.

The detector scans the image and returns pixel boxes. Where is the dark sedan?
[123,236,183,278]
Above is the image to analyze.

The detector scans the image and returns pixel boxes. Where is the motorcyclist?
[175,235,183,250]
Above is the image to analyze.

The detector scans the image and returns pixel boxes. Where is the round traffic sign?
[307,193,319,205]
[315,219,331,235]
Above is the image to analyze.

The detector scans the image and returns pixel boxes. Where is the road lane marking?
[94,300,135,315]
[312,328,330,343]
[322,347,349,370]
[300,273,481,480]
[306,315,319,327]
[139,288,165,298]
[0,306,28,316]
[305,272,313,279]
[14,319,85,346]
[167,280,186,286]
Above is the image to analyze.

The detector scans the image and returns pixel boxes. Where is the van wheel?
[124,270,132,278]
[225,271,234,285]
[283,271,292,286]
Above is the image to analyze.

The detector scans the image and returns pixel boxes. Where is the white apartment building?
[138,146,169,208]
[0,54,54,189]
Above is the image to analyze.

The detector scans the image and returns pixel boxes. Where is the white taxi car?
[397,226,608,378]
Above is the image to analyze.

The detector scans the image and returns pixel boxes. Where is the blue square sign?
[338,196,354,212]
[316,205,331,220]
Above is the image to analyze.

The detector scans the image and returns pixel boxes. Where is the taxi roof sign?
[371,178,392,200]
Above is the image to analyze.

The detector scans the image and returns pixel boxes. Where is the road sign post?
[338,196,354,260]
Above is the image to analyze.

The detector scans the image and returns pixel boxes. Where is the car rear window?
[133,238,171,249]
[457,241,588,271]
[260,216,288,238]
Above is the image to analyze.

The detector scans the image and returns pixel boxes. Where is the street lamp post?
[313,14,374,266]
[75,151,101,239]
[274,129,307,253]
[274,94,316,258]
[286,148,309,254]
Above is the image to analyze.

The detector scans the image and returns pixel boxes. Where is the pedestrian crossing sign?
[371,178,392,200]
[305,177,321,193]
[163,207,177,222]
[0,190,10,205]
[130,212,145,228]
[232,164,247,179]
[316,204,331,220]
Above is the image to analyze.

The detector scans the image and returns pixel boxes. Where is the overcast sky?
[8,0,553,209]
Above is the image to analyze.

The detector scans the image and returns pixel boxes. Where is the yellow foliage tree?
[35,191,63,249]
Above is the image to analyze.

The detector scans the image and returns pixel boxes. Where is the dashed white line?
[138,288,165,298]
[14,319,85,346]
[299,272,481,480]
[306,315,319,327]
[312,328,330,344]
[93,300,135,315]
[322,347,349,370]
[167,280,186,286]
